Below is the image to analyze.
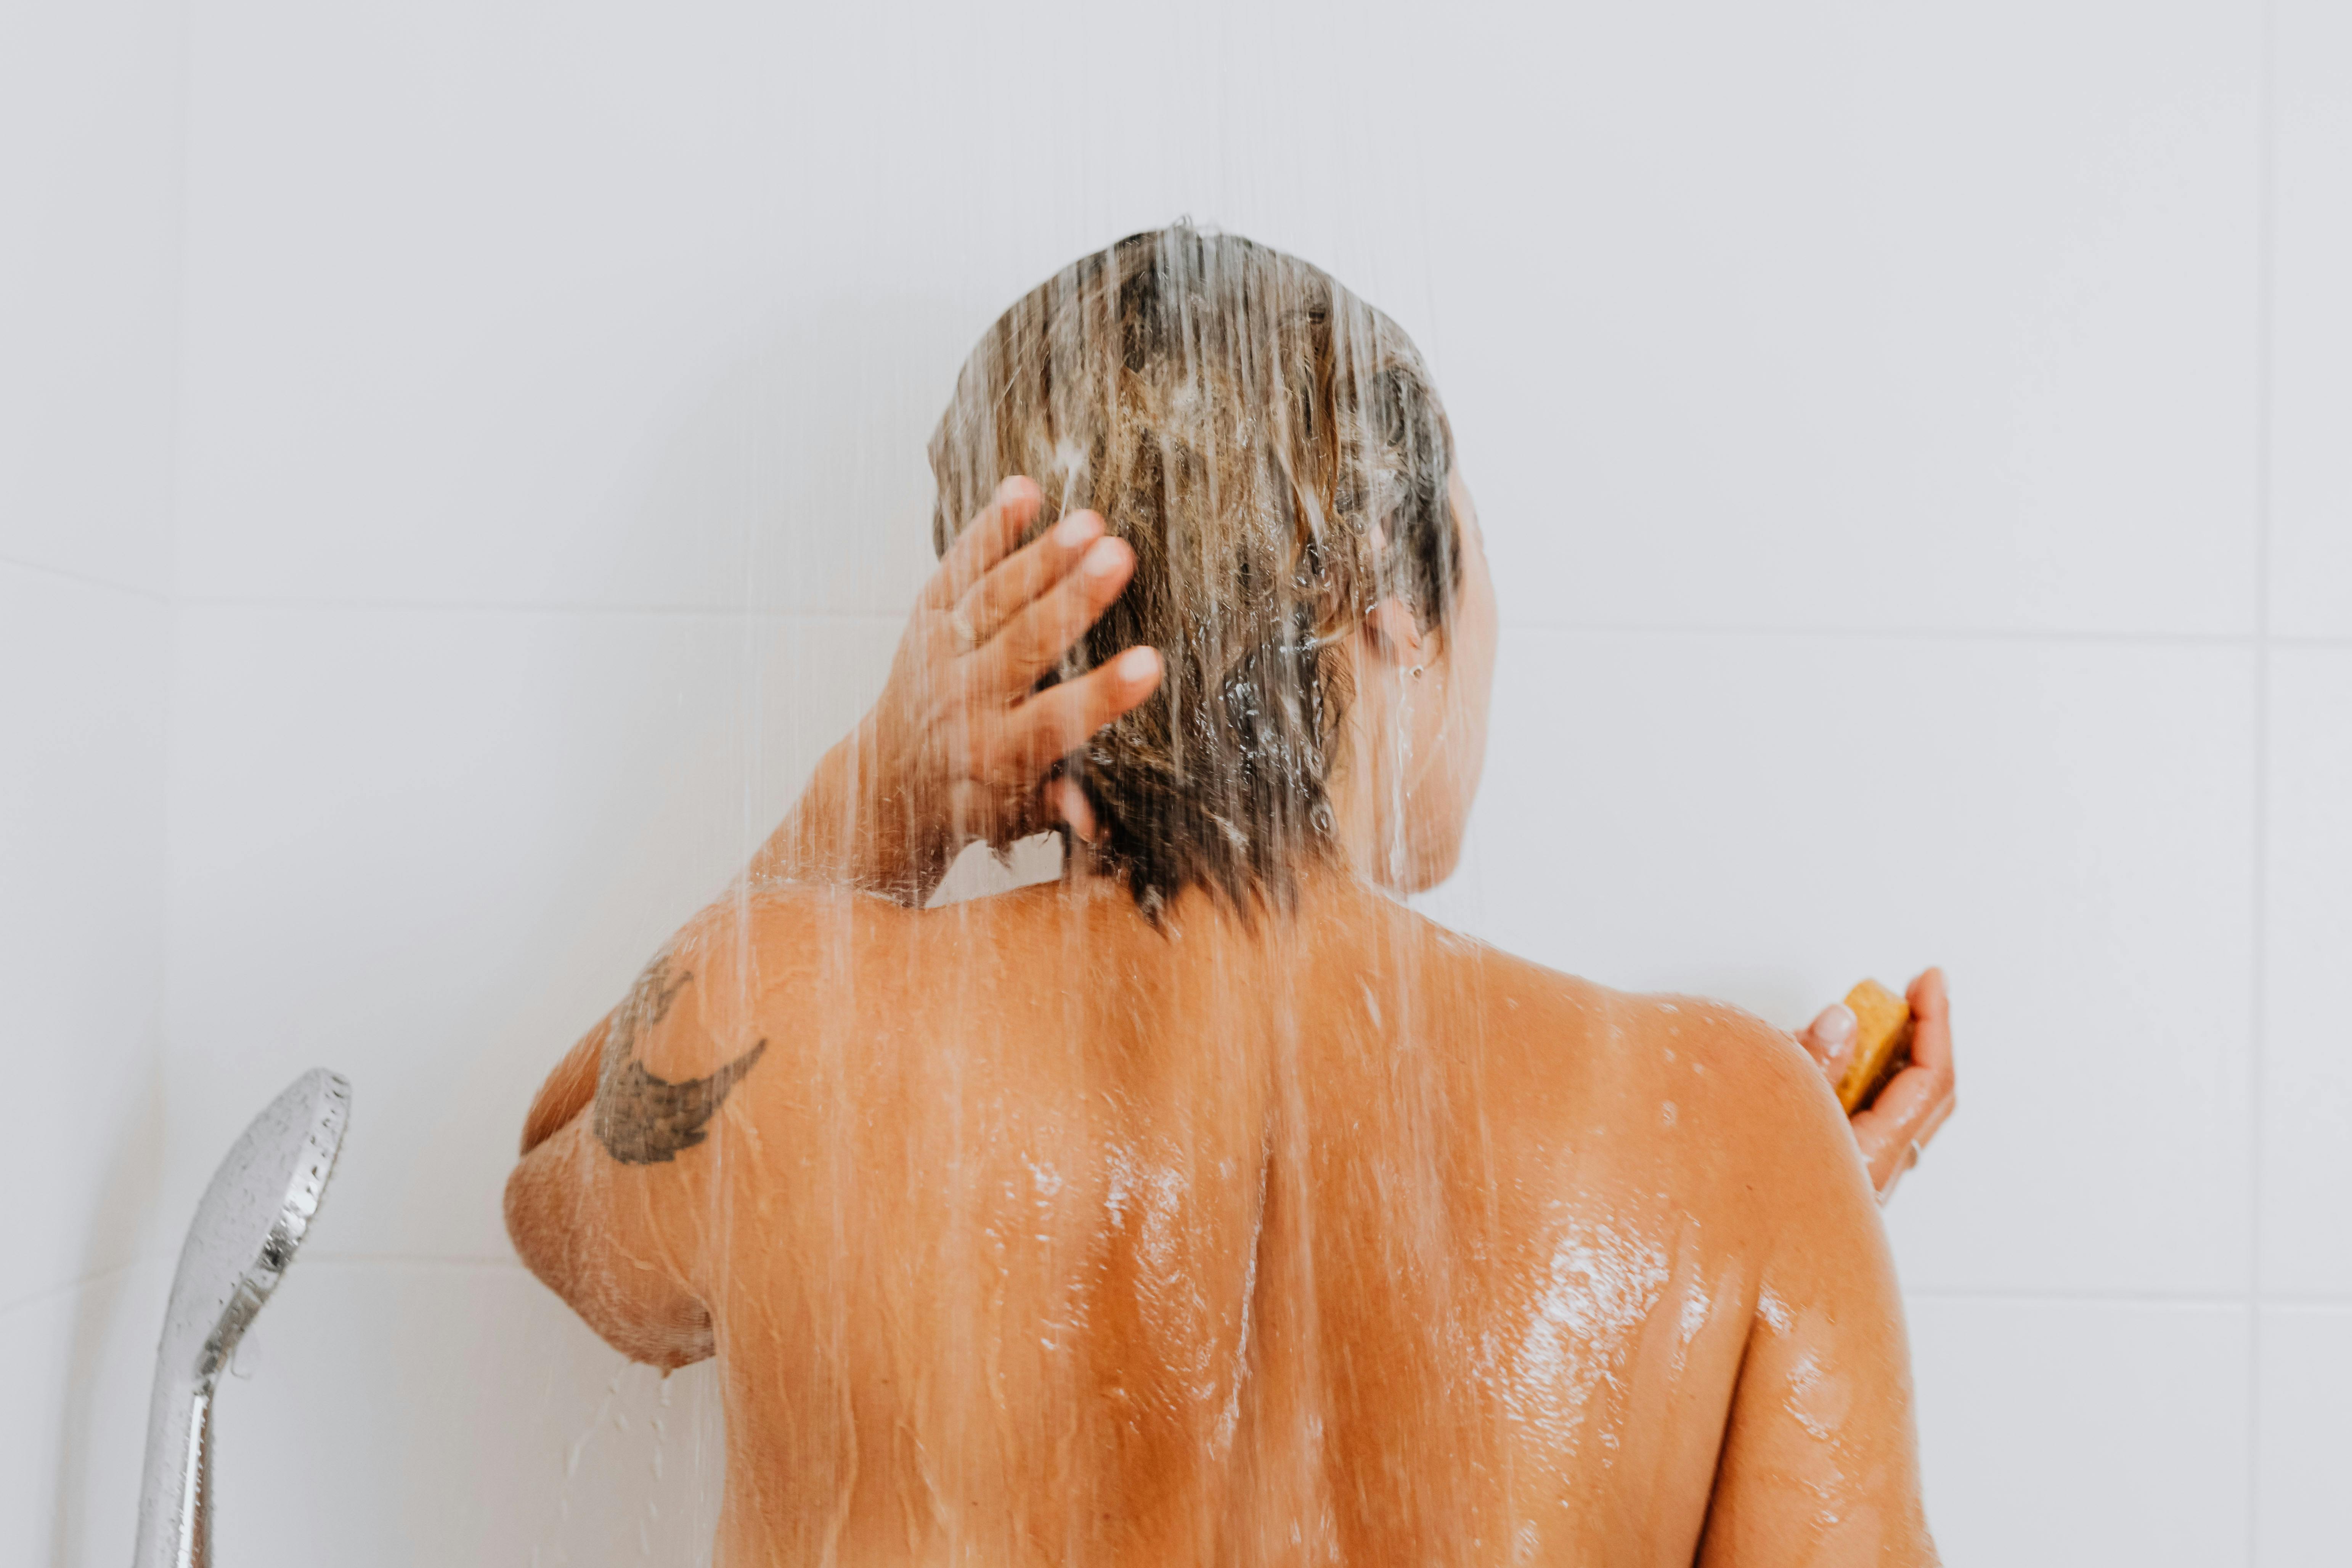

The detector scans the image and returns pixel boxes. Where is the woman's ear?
[1362,597,1426,669]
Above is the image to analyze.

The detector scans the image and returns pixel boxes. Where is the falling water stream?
[514,224,1892,1567]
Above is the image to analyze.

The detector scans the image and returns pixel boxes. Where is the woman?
[509,227,1954,1563]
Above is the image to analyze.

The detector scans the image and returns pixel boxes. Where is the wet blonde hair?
[930,226,1458,915]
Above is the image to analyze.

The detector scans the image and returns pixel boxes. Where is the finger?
[1850,1099,1911,1195]
[1905,966,1953,1074]
[923,477,1043,610]
[968,535,1136,697]
[1797,1003,1858,1075]
[982,645,1163,782]
[1851,1058,1954,1191]
[1875,1160,1909,1205]
[1914,1081,1957,1150]
[1853,1061,1948,1152]
[954,509,1105,647]
[1045,776,1101,843]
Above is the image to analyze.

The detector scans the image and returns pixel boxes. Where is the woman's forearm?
[747,717,936,903]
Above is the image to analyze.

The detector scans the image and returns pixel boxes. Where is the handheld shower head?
[134,1068,351,1568]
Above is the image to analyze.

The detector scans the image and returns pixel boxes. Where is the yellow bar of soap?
[1835,978,1915,1114]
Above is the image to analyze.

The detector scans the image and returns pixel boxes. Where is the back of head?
[930,226,1459,916]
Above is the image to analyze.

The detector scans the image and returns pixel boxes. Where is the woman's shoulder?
[651,882,938,1040]
[1460,945,1854,1197]
[1462,941,1800,1075]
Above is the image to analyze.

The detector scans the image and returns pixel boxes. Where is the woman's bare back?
[508,877,1932,1566]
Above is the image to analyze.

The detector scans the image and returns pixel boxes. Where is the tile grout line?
[1508,621,2269,648]
[1907,1287,2352,1306]
[2249,0,2277,1557]
[1506,624,2352,650]
[1906,1288,2340,1308]
[0,1259,141,1323]
[174,594,908,622]
[0,551,171,603]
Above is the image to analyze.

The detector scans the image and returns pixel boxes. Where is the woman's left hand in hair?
[1793,969,1957,1202]
[758,477,1162,902]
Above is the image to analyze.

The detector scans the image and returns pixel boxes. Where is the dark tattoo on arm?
[592,952,769,1166]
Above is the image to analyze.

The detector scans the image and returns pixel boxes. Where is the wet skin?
[508,875,1931,1565]
[509,473,1942,1561]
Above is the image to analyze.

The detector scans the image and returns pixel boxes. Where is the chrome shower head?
[134,1068,350,1568]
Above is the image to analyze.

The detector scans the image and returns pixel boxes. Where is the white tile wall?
[21,0,2349,1562]
[1908,1297,2250,1567]
[165,0,2270,640]
[165,2,1447,616]
[2272,0,2352,638]
[0,1261,168,1568]
[1426,0,2263,641]
[207,1261,722,1568]
[5,1258,727,1568]
[2262,651,2352,1297]
[2256,1306,2352,1560]
[2,11,182,1562]
[0,567,170,1305]
[0,0,184,594]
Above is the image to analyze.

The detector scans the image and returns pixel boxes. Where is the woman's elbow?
[503,1141,715,1371]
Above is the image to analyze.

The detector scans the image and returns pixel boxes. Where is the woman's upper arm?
[1699,1046,1938,1565]
[503,903,793,1368]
